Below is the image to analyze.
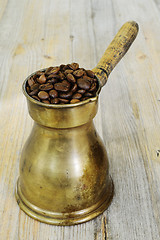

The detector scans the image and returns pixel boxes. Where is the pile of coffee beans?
[26,63,99,104]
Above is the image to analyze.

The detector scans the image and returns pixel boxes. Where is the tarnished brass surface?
[16,21,139,225]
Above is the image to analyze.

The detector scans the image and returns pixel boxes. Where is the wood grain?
[0,0,160,239]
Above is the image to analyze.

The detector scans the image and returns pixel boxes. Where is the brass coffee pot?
[16,21,138,225]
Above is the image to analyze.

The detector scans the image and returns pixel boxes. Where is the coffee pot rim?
[22,68,101,109]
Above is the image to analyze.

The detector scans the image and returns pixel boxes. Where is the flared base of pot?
[15,177,114,226]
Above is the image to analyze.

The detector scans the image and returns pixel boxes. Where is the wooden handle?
[92,21,139,87]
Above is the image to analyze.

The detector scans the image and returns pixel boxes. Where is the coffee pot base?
[15,177,114,226]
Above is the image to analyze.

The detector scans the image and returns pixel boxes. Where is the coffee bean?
[38,91,49,100]
[67,74,76,83]
[83,71,87,76]
[29,89,39,96]
[32,74,38,80]
[89,82,97,92]
[72,93,82,99]
[60,64,65,70]
[49,67,60,75]
[37,74,46,84]
[62,65,68,71]
[32,95,40,101]
[68,63,79,70]
[45,67,54,75]
[28,77,35,87]
[51,98,59,104]
[39,83,53,91]
[73,69,84,78]
[63,80,70,87]
[42,100,50,104]
[70,99,80,104]
[58,71,65,80]
[49,89,58,98]
[59,98,69,104]
[47,78,58,84]
[86,70,95,78]
[84,92,94,97]
[36,71,44,76]
[26,86,30,93]
[47,74,60,80]
[83,75,93,83]
[71,83,78,93]
[30,83,39,91]
[54,80,70,92]
[77,78,91,90]
[77,89,86,94]
[65,69,73,74]
[59,91,73,99]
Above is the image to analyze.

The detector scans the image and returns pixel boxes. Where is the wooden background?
[0,0,160,239]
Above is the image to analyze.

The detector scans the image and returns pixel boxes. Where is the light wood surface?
[0,0,160,239]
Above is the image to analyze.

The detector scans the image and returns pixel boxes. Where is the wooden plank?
[0,0,160,239]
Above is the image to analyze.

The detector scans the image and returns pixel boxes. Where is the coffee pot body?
[16,91,113,225]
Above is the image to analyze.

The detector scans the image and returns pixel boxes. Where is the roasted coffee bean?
[30,83,39,91]
[73,69,84,78]
[49,89,58,98]
[28,77,35,87]
[83,75,93,83]
[36,71,44,76]
[89,82,97,92]
[86,70,95,78]
[60,64,65,70]
[47,78,58,84]
[83,71,87,76]
[54,80,70,92]
[68,63,79,70]
[51,98,59,104]
[63,80,70,87]
[49,67,60,75]
[37,74,46,84]
[72,93,82,99]
[77,78,91,90]
[63,65,69,71]
[45,67,59,76]
[59,98,69,104]
[65,69,73,74]
[32,74,38,80]
[77,89,86,94]
[42,100,50,104]
[71,83,78,93]
[84,92,94,97]
[59,91,73,99]
[39,83,53,91]
[26,86,30,93]
[58,71,65,80]
[32,95,40,101]
[47,73,60,80]
[67,73,76,83]
[45,67,54,75]
[38,91,49,100]
[29,89,39,96]
[70,99,80,104]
